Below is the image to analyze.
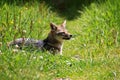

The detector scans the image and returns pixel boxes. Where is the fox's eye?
[57,32,65,35]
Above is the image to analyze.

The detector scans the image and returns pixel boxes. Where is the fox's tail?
[7,38,43,49]
[7,38,26,48]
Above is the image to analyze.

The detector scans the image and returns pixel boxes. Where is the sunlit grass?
[0,0,120,80]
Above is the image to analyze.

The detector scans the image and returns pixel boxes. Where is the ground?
[0,0,120,80]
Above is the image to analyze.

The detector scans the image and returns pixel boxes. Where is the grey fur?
[8,38,61,54]
[9,38,43,49]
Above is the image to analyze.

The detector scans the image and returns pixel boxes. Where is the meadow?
[0,0,120,80]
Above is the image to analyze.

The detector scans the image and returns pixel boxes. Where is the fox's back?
[8,38,44,49]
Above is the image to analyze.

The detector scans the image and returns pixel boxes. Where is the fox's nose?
[70,35,72,37]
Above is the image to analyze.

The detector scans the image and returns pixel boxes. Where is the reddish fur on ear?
[50,23,57,31]
[61,20,66,28]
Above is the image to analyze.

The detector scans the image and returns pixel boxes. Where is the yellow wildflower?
[10,20,14,24]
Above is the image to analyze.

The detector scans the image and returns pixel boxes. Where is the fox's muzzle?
[63,34,72,40]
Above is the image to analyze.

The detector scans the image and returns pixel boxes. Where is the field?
[0,0,120,80]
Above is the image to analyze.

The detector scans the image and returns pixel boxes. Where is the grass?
[0,0,120,80]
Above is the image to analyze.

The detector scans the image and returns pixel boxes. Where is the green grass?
[0,0,120,80]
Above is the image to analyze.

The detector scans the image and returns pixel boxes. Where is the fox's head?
[49,20,72,42]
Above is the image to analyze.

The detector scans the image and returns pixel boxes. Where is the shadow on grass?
[42,0,100,20]
[0,0,105,20]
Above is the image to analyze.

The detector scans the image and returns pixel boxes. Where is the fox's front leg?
[59,45,63,55]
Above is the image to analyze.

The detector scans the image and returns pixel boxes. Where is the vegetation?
[0,0,120,80]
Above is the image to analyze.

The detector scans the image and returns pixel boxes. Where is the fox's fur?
[8,20,72,55]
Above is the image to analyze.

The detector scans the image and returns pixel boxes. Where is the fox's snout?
[62,33,72,40]
[56,31,72,39]
[64,35,72,39]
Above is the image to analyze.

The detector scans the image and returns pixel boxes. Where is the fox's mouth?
[63,37,71,40]
[63,35,72,40]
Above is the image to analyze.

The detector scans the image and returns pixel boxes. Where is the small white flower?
[0,50,2,54]
[83,44,86,47]
[33,56,37,59]
[66,60,72,66]
[22,30,27,34]
[15,44,19,48]
[12,49,19,53]
[39,56,43,60]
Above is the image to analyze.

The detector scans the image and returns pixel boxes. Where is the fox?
[8,20,72,55]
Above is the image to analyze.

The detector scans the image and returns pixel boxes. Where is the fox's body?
[8,20,72,55]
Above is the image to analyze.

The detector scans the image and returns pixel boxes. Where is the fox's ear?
[61,20,66,28]
[50,23,57,31]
